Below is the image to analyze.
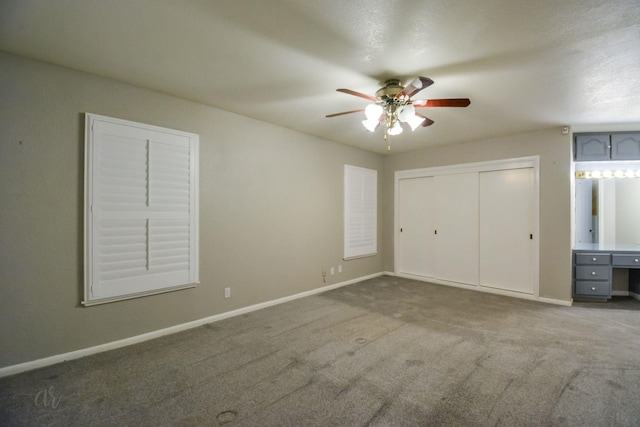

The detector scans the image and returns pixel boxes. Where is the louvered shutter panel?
[85,114,198,305]
[344,165,377,259]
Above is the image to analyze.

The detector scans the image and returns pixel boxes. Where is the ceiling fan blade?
[414,98,471,108]
[336,88,378,102]
[416,113,434,127]
[325,109,365,118]
[397,76,434,98]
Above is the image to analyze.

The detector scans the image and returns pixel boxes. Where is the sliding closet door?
[397,177,434,277]
[479,168,535,294]
[433,173,479,285]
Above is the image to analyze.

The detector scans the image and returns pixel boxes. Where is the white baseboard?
[631,292,640,302]
[0,272,384,378]
[393,272,573,306]
[538,296,573,307]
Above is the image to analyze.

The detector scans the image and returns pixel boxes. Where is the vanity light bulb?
[584,171,592,179]
[614,170,625,178]
[603,170,613,178]
[625,170,635,178]
[592,171,602,178]
[636,170,640,178]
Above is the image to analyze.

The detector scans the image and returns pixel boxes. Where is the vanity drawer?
[575,265,611,280]
[575,253,610,265]
[575,281,611,297]
[612,254,640,267]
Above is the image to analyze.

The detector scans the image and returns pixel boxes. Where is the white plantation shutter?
[84,114,199,305]
[344,165,377,259]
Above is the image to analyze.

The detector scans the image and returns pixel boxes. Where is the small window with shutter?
[344,165,377,260]
[84,114,199,305]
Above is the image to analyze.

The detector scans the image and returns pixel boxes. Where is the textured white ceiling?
[1,0,639,153]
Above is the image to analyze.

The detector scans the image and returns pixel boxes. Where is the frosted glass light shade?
[397,104,415,123]
[406,114,426,130]
[388,121,403,135]
[362,118,379,132]
[364,104,384,120]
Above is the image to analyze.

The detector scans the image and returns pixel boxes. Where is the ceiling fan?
[326,77,470,151]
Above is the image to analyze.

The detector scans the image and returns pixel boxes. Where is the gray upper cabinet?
[611,133,640,160]
[574,134,610,161]
[575,132,640,161]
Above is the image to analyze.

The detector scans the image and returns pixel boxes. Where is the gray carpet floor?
[2,276,640,426]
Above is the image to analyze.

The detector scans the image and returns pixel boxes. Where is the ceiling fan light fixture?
[407,114,426,131]
[362,118,380,132]
[397,103,415,123]
[364,103,384,120]
[327,76,470,150]
[388,120,403,136]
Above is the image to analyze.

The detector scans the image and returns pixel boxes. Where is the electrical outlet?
[338,265,342,273]
[330,267,335,275]
[224,287,230,299]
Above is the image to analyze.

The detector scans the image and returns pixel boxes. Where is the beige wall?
[0,52,384,368]
[383,128,573,302]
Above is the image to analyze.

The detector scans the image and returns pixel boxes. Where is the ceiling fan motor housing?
[375,79,405,101]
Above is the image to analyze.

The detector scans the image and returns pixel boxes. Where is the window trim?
[344,164,378,260]
[83,113,199,306]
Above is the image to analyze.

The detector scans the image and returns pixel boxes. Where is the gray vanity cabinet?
[573,249,640,302]
[574,132,640,161]
[573,251,612,301]
[611,133,640,160]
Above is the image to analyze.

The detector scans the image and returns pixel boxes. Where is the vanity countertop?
[574,243,640,252]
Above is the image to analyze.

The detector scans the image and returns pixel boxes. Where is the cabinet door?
[574,134,610,161]
[432,173,479,285]
[397,177,434,277]
[479,168,535,294]
[611,133,640,160]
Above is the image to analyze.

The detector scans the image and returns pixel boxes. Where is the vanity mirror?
[575,163,640,246]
